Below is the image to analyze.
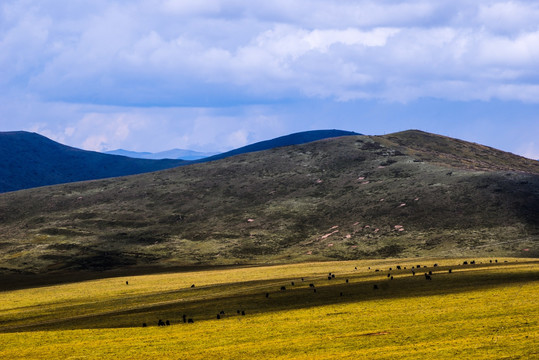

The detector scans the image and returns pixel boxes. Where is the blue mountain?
[0,131,186,193]
[0,129,360,193]
[196,129,361,163]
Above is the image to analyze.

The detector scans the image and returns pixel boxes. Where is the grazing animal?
[373,284,379,290]
[449,269,452,273]
[495,259,498,263]
[182,314,187,323]
[301,278,304,281]
[375,269,380,272]
[471,260,476,264]
[433,263,438,267]
[412,270,415,276]
[266,292,269,298]
[191,284,195,288]
[390,276,394,280]
[396,266,401,270]
[142,323,147,327]
[389,268,392,271]
[328,276,332,280]
[314,289,317,293]
[220,311,225,315]
[428,271,432,275]
[490,260,492,263]
[332,274,335,278]
[387,274,391,278]
[280,286,286,291]
[166,320,170,326]
[309,283,315,288]
[425,274,432,280]
[463,261,468,265]
[237,310,241,314]
[187,319,194,323]
[346,279,349,283]
[241,311,245,316]
[126,281,128,285]
[217,314,221,319]
[416,265,421,268]
[291,281,295,286]
[340,292,343,296]
[158,319,165,326]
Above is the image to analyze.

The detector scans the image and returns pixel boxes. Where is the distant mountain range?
[105,149,218,160]
[0,129,359,193]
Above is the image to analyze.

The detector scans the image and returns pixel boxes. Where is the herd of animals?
[136,259,503,328]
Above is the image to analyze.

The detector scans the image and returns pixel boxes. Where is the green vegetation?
[0,259,537,359]
[0,131,537,276]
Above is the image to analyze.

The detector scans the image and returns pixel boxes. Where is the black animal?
[241,310,245,316]
[495,259,498,263]
[158,319,165,326]
[416,265,421,268]
[340,292,343,296]
[301,278,304,281]
[373,284,379,290]
[266,292,270,298]
[428,271,432,275]
[328,276,332,280]
[425,274,432,280]
[166,320,170,326]
[375,269,380,272]
[433,263,438,267]
[187,319,194,323]
[220,311,225,315]
[387,274,391,278]
[291,281,295,286]
[389,267,392,271]
[191,284,195,288]
[396,266,401,270]
[126,281,128,285]
[309,283,315,288]
[448,269,452,273]
[412,270,415,276]
[237,310,241,314]
[463,261,468,265]
[471,260,476,264]
[183,314,187,323]
[142,323,147,327]
[280,286,286,291]
[313,288,317,293]
[390,276,394,280]
[345,279,349,283]
[217,314,221,319]
[490,260,492,263]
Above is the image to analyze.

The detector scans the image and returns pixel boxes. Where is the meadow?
[0,257,537,359]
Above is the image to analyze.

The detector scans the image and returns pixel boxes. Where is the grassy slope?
[0,258,537,359]
[0,131,538,276]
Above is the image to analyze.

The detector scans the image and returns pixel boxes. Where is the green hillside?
[0,130,537,277]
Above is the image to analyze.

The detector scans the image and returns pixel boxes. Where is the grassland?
[1,258,537,359]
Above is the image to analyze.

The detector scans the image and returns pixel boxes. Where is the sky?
[1,0,538,159]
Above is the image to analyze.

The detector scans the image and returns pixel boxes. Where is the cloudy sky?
[1,0,538,158]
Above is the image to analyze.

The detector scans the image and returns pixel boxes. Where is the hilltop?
[0,130,537,277]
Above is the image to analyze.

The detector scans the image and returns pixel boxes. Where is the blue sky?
[1,0,538,158]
